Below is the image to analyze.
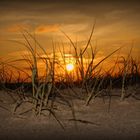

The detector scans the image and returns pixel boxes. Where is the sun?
[66,63,74,72]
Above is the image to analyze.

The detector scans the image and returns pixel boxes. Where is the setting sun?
[66,63,74,72]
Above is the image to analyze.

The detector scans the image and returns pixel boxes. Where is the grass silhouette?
[0,27,140,130]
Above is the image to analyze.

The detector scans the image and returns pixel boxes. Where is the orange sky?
[0,0,140,80]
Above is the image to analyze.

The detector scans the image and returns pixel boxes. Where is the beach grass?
[0,28,140,130]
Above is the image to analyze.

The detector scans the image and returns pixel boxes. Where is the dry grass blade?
[6,39,34,56]
[0,61,29,77]
[42,109,65,130]
[0,105,10,112]
[18,108,33,116]
[68,118,100,126]
[121,45,133,101]
[86,76,105,105]
[92,46,123,71]
[60,30,77,52]
[12,99,24,114]
[81,22,96,55]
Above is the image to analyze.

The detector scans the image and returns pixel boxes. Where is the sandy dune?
[0,88,140,140]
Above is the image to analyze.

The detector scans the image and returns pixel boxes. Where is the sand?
[0,87,140,140]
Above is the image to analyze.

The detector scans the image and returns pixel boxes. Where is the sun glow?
[66,63,74,72]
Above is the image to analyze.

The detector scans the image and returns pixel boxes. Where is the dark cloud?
[0,0,140,12]
[0,0,139,25]
[0,0,140,59]
[0,0,140,41]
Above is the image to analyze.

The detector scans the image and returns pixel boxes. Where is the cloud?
[35,24,60,33]
[6,23,31,32]
[0,0,140,61]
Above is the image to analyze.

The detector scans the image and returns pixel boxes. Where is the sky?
[0,0,140,63]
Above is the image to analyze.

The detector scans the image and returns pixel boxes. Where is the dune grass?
[0,28,140,129]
